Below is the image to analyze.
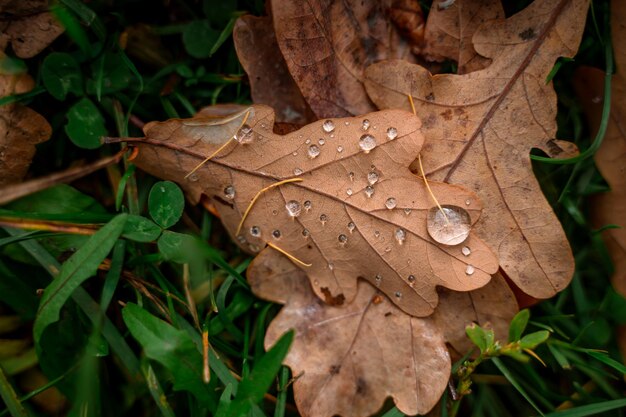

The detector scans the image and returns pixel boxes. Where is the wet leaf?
[365,0,588,300]
[269,0,416,118]
[41,52,83,100]
[148,180,185,228]
[64,97,107,149]
[131,105,498,317]
[422,0,504,74]
[247,249,516,417]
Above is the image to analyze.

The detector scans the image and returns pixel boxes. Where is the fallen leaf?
[573,0,626,297]
[247,248,517,417]
[364,0,588,300]
[270,0,417,118]
[0,71,52,186]
[233,15,315,125]
[422,0,504,74]
[129,105,498,317]
[0,1,64,59]
[388,0,426,55]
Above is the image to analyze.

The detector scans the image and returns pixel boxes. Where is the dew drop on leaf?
[403,208,412,215]
[224,185,235,199]
[359,134,377,153]
[395,291,402,299]
[395,228,406,244]
[303,200,312,211]
[362,119,370,130]
[347,222,356,233]
[346,188,353,196]
[272,229,282,239]
[365,185,374,198]
[302,228,310,238]
[465,265,475,275]
[308,144,320,159]
[408,274,416,284]
[322,120,335,133]
[250,226,261,237]
[320,214,328,225]
[386,127,398,140]
[337,145,343,152]
[293,167,303,175]
[426,205,472,246]
[285,200,301,217]
[235,124,254,143]
[375,274,382,286]
[462,246,471,256]
[385,197,397,209]
[367,171,379,185]
[318,138,325,145]
[338,234,348,245]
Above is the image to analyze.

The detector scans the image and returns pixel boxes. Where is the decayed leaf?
[131,105,498,316]
[0,1,64,59]
[247,248,517,417]
[233,15,315,125]
[422,0,504,74]
[270,0,417,118]
[0,72,51,186]
[364,0,588,300]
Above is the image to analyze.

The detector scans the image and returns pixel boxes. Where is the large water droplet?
[359,134,377,153]
[224,185,235,199]
[250,226,261,237]
[465,265,475,275]
[362,119,371,130]
[365,185,374,198]
[426,205,472,246]
[285,200,301,217]
[462,246,471,256]
[293,168,303,176]
[385,197,397,209]
[320,214,328,225]
[395,228,406,245]
[386,127,398,140]
[322,120,335,133]
[235,124,254,144]
[304,200,312,211]
[367,171,379,185]
[347,222,356,233]
[338,234,348,245]
[272,229,282,239]
[308,144,320,159]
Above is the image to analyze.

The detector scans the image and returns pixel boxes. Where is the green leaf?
[42,52,83,100]
[148,181,185,228]
[157,231,202,264]
[0,55,27,75]
[86,51,134,96]
[227,331,294,417]
[0,367,30,417]
[465,323,494,354]
[508,309,530,342]
[586,351,626,374]
[519,331,550,350]
[542,399,626,417]
[492,358,544,416]
[183,20,219,58]
[122,303,216,407]
[65,98,107,149]
[33,214,128,343]
[214,383,235,417]
[122,215,162,242]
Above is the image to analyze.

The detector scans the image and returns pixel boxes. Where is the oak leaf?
[247,247,517,417]
[269,0,417,118]
[129,105,498,316]
[422,0,504,74]
[364,0,589,300]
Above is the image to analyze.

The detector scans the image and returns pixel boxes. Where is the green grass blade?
[33,214,128,343]
[0,366,30,417]
[541,399,626,417]
[100,240,125,312]
[381,407,405,417]
[142,362,176,417]
[585,351,626,374]
[492,357,545,416]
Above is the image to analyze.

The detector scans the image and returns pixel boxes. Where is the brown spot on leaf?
[440,109,453,120]
[518,27,536,40]
[320,287,346,306]
[329,364,341,375]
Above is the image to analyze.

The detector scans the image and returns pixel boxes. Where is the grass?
[0,0,625,416]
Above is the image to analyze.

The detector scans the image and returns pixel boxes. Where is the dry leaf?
[233,15,315,125]
[247,247,517,417]
[0,71,51,186]
[364,0,589,300]
[388,0,425,55]
[573,0,626,297]
[422,0,504,74]
[270,0,417,118]
[130,105,498,316]
[0,1,64,58]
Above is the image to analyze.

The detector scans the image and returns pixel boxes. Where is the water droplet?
[347,222,356,233]
[328,263,334,270]
[462,246,471,256]
[395,228,406,244]
[322,120,335,133]
[375,274,382,286]
[188,173,199,182]
[338,234,348,245]
[359,134,377,153]
[302,228,310,238]
[395,291,402,298]
[344,121,350,126]
[250,226,261,237]
[292,151,298,156]
[465,199,471,206]
[224,185,235,199]
[320,214,328,225]
[249,244,260,252]
[285,200,301,217]
[465,265,475,275]
[303,200,312,212]
[237,235,246,244]
[348,172,355,181]
[365,185,374,198]
[308,144,320,159]
[374,230,381,238]
[408,275,415,284]
[294,168,303,175]
[272,229,282,239]
[367,171,379,185]
[362,119,371,130]
[386,127,398,140]
[235,124,254,143]
[272,210,278,216]
[346,188,353,196]
[330,134,335,138]
[403,208,412,215]
[385,197,397,209]
[305,138,311,144]
[337,145,343,153]
[426,205,472,246]
[318,137,326,146]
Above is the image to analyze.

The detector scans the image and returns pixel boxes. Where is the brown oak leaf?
[129,105,498,316]
[269,0,417,118]
[233,15,315,125]
[0,71,51,186]
[422,0,504,74]
[247,248,517,417]
[0,1,64,58]
[364,0,588,300]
